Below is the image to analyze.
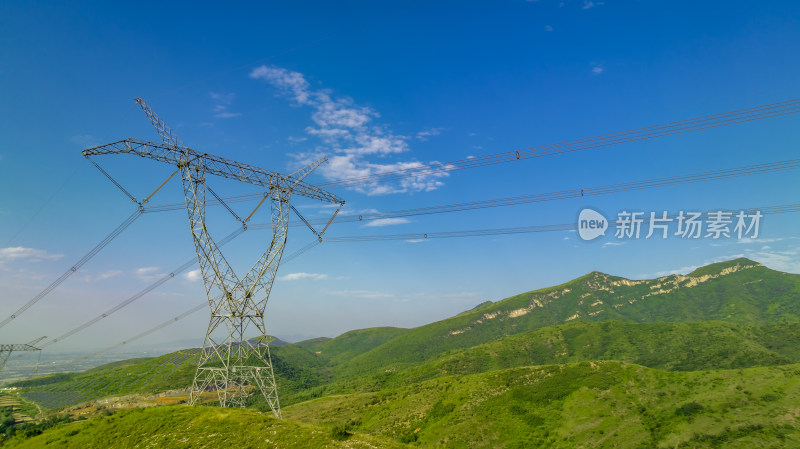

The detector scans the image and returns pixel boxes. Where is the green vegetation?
[0,406,404,448]
[314,327,408,364]
[9,257,800,447]
[11,351,197,410]
[285,361,800,448]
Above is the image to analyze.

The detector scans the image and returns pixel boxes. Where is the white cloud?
[209,91,241,119]
[214,111,241,119]
[278,272,328,281]
[415,127,444,141]
[70,134,100,148]
[250,65,451,195]
[591,64,604,75]
[0,247,63,262]
[601,241,626,247]
[95,270,122,281]
[740,246,800,274]
[75,269,123,283]
[135,266,165,282]
[184,269,202,282]
[364,218,411,227]
[583,0,604,9]
[737,237,783,244]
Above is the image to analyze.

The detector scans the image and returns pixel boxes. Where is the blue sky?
[1,1,800,351]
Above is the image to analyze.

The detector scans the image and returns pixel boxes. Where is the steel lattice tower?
[0,337,45,374]
[83,99,344,417]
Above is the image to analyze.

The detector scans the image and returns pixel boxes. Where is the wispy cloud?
[737,237,784,245]
[135,266,165,282]
[70,134,100,148]
[634,249,800,279]
[364,218,410,227]
[75,269,123,283]
[583,0,604,9]
[601,241,625,248]
[210,91,241,119]
[278,272,328,281]
[591,64,604,75]
[544,25,553,32]
[415,127,444,141]
[250,65,451,195]
[326,289,394,299]
[0,247,63,262]
[740,246,800,274]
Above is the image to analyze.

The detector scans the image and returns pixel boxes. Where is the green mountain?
[312,327,408,363]
[7,257,800,448]
[0,406,404,448]
[314,320,800,397]
[337,258,800,376]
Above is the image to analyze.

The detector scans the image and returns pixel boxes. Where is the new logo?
[578,209,608,241]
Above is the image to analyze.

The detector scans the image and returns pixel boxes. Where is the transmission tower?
[0,336,45,373]
[83,98,344,417]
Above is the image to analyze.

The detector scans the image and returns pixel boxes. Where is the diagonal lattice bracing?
[83,99,344,417]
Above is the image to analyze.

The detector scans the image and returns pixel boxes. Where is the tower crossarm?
[0,344,37,352]
[0,336,46,353]
[0,336,45,373]
[83,139,345,205]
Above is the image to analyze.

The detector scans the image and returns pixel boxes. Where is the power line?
[324,203,800,243]
[47,240,321,369]
[38,228,246,350]
[205,156,800,229]
[0,210,143,330]
[11,99,799,336]
[4,166,81,247]
[137,99,800,214]
[317,98,800,189]
[10,153,799,341]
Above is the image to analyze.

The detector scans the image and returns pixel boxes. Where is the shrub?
[330,424,351,441]
[675,401,705,417]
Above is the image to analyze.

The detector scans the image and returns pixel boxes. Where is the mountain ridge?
[335,258,800,376]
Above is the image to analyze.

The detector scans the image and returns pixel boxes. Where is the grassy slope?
[285,361,800,448]
[311,321,800,397]
[13,345,331,410]
[11,326,406,410]
[315,327,408,364]
[1,405,405,449]
[21,320,800,411]
[337,258,800,377]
